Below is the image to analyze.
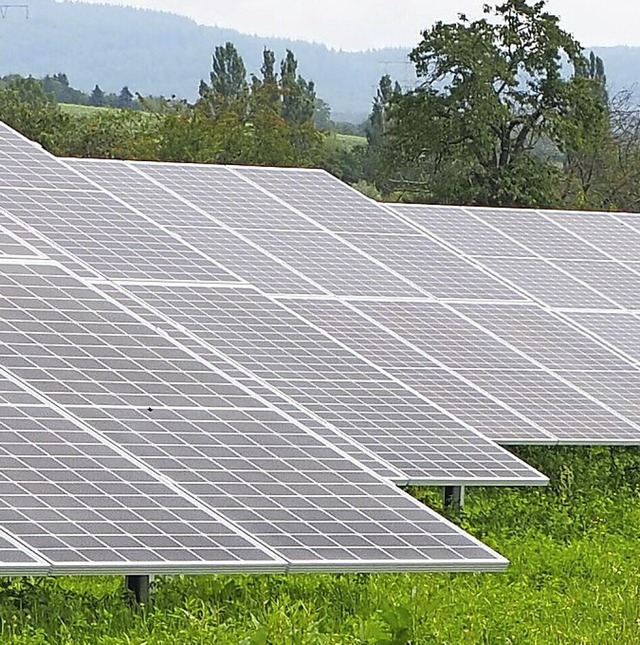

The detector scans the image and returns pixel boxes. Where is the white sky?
[69,0,640,50]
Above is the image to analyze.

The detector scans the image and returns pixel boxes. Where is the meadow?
[1,446,639,644]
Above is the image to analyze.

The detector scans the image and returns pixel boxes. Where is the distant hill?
[0,0,639,122]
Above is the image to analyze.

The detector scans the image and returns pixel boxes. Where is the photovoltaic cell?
[0,188,238,282]
[0,401,278,572]
[237,229,425,297]
[133,162,318,231]
[547,211,640,261]
[0,223,42,257]
[390,204,530,258]
[341,233,525,301]
[68,404,508,570]
[282,298,553,444]
[0,531,48,573]
[111,282,546,485]
[352,300,535,371]
[562,311,640,364]
[475,257,617,309]
[235,167,413,233]
[456,369,640,443]
[0,123,90,191]
[0,259,509,570]
[556,371,640,432]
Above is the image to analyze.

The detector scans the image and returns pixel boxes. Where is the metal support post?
[125,574,150,604]
[442,485,464,512]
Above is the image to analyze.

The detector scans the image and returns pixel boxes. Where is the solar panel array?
[4,117,640,578]
[0,123,515,576]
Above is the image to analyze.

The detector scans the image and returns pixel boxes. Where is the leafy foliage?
[376,0,610,207]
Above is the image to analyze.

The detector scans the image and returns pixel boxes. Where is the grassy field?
[58,103,109,117]
[2,447,639,644]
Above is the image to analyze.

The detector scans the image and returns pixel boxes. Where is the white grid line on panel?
[121,164,335,296]
[101,282,414,485]
[231,168,531,301]
[0,206,104,279]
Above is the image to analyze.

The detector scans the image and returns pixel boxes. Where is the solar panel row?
[64,158,640,449]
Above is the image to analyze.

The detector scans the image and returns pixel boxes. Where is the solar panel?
[562,311,640,364]
[0,529,49,574]
[71,404,507,570]
[555,371,640,433]
[237,229,426,297]
[0,188,239,283]
[351,300,536,371]
[0,403,280,573]
[389,204,530,258]
[547,211,640,261]
[0,222,43,258]
[282,298,554,444]
[451,303,635,372]
[456,369,639,443]
[106,282,547,485]
[131,162,319,231]
[0,258,508,571]
[552,260,640,310]
[473,257,617,309]
[341,233,526,301]
[0,123,90,191]
[234,167,413,233]
[170,227,325,295]
[65,159,227,228]
[463,208,609,260]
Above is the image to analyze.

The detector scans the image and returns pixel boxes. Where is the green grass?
[2,447,639,644]
[329,132,367,151]
[58,103,112,117]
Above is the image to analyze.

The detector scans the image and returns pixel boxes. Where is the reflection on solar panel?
[106,282,547,485]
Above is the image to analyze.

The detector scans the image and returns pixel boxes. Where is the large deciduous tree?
[381,0,608,207]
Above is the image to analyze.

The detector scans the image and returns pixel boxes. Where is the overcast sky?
[73,0,640,51]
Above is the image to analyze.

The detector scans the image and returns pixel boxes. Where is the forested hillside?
[1,0,639,122]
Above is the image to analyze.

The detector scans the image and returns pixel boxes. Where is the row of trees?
[0,45,325,166]
[3,0,640,212]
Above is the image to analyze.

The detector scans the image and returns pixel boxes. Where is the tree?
[117,85,134,109]
[89,84,105,107]
[381,0,608,207]
[199,42,248,117]
[280,50,316,125]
